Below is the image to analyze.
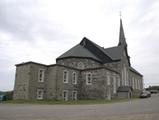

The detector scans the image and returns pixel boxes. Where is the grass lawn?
[2,98,138,105]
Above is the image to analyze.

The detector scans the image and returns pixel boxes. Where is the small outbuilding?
[117,86,133,99]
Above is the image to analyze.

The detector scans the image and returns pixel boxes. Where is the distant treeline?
[0,90,13,100]
[146,86,159,91]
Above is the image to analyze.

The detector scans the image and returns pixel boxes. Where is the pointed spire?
[118,18,127,47]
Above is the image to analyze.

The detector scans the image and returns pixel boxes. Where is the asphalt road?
[0,94,159,120]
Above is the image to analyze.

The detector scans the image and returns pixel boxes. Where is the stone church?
[13,19,143,101]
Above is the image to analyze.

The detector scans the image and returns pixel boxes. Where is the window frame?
[72,72,77,84]
[63,90,68,101]
[86,72,92,85]
[63,70,69,83]
[113,76,116,94]
[72,91,77,100]
[38,69,45,82]
[37,89,44,100]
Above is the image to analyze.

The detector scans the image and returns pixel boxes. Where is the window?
[63,70,69,83]
[38,69,45,82]
[63,90,68,101]
[72,72,77,84]
[107,71,110,85]
[77,62,85,69]
[37,89,44,100]
[72,91,77,100]
[107,75,110,85]
[86,72,92,85]
[132,77,135,89]
[113,76,116,94]
[117,77,120,87]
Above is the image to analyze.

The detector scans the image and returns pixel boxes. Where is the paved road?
[0,94,159,120]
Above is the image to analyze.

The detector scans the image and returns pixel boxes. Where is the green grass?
[2,98,138,105]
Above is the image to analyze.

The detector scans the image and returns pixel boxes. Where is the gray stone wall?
[13,56,142,100]
[28,63,47,100]
[55,66,80,100]
[80,68,120,100]
[129,71,143,90]
[57,58,102,69]
[13,64,31,100]
[46,66,58,100]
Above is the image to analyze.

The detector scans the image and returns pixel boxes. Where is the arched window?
[72,72,77,84]
[77,62,85,69]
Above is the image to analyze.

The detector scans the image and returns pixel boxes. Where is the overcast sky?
[0,0,159,91]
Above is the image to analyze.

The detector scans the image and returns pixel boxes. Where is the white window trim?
[86,72,92,85]
[72,72,77,84]
[63,70,69,83]
[37,89,44,100]
[63,90,68,101]
[38,69,45,82]
[72,91,77,100]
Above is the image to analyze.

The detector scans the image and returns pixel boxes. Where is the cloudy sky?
[0,0,159,91]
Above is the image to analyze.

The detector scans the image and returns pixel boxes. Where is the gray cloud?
[0,0,74,42]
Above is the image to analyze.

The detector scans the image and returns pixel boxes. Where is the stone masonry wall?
[57,58,102,69]
[80,68,120,100]
[13,64,31,100]
[55,66,80,100]
[28,63,47,100]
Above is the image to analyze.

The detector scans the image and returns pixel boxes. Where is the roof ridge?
[80,37,113,61]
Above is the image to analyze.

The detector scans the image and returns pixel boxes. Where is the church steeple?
[118,18,127,47]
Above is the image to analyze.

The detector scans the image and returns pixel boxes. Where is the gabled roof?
[104,46,123,60]
[57,43,102,62]
[57,37,113,63]
[129,67,143,77]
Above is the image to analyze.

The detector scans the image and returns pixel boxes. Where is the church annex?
[13,19,143,100]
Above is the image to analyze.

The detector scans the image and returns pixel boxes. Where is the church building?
[13,19,143,100]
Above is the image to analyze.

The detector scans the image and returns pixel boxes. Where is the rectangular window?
[117,77,120,87]
[37,89,44,100]
[86,72,92,85]
[113,76,116,94]
[38,69,45,82]
[132,77,135,89]
[63,70,69,83]
[72,91,77,100]
[72,72,77,84]
[107,75,110,85]
[63,90,68,101]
